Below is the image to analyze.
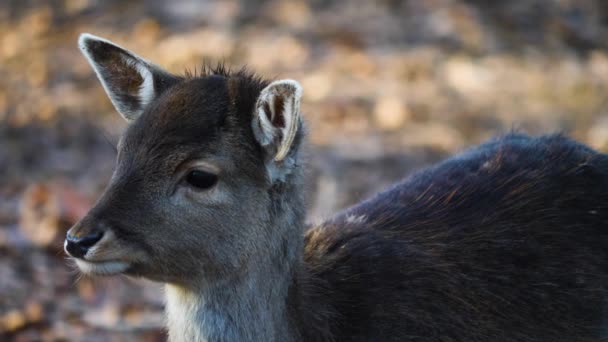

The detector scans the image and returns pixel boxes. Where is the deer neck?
[165,266,299,342]
[165,183,307,342]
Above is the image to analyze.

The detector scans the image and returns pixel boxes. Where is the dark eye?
[185,170,218,190]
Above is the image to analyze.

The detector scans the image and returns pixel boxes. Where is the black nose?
[65,231,103,259]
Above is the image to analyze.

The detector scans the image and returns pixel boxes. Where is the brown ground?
[2,0,608,340]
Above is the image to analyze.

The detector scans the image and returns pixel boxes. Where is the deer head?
[65,34,306,287]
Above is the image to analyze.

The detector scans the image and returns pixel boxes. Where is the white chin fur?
[75,259,129,276]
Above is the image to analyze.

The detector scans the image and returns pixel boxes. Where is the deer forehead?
[114,80,264,178]
[140,78,231,127]
[121,81,230,148]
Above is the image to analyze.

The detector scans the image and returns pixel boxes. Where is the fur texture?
[305,133,608,341]
[68,34,608,342]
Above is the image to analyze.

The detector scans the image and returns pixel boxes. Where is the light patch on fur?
[78,33,155,121]
[165,259,295,342]
[126,56,155,108]
[346,214,367,224]
[165,284,254,342]
[75,259,129,275]
[165,285,207,342]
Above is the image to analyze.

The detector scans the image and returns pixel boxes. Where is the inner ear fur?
[79,33,179,121]
[252,80,303,162]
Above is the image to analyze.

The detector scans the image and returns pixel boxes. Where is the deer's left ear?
[79,33,180,122]
[252,80,303,179]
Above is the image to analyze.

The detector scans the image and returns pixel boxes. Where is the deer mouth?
[75,259,130,276]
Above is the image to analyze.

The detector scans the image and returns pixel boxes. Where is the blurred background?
[2,0,608,340]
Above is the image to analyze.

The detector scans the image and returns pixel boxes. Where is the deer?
[64,33,608,342]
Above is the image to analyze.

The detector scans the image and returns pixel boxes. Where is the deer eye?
[185,170,218,190]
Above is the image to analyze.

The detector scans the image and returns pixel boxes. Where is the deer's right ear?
[78,33,180,122]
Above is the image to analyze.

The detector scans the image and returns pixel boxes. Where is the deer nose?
[65,231,103,259]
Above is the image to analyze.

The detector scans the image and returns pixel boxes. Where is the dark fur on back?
[303,134,608,341]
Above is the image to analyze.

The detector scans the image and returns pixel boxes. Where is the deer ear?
[78,33,179,122]
[252,80,303,162]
